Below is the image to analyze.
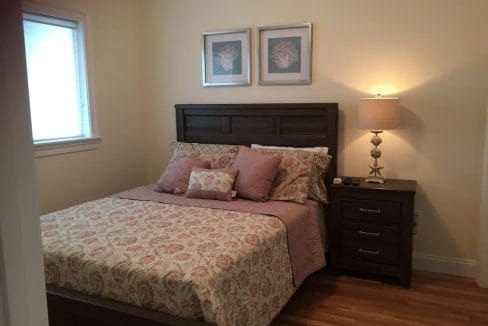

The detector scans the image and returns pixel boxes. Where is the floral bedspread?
[41,197,295,325]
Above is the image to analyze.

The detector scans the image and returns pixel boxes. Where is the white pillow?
[251,144,328,154]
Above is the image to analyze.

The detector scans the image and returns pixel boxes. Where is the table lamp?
[358,95,400,184]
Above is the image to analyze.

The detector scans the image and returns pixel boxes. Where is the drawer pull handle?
[359,248,380,255]
[359,208,382,214]
[358,230,380,237]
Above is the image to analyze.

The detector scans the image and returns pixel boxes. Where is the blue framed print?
[202,28,251,86]
[258,23,312,85]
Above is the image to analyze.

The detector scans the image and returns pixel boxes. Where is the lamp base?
[364,176,385,184]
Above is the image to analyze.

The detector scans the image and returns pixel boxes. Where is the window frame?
[23,2,100,158]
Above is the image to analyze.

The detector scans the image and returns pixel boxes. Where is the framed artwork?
[257,23,312,85]
[202,28,251,86]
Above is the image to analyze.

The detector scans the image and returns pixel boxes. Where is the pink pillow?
[185,168,239,201]
[155,156,210,194]
[232,146,282,201]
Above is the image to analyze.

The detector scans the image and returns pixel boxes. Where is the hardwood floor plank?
[273,270,488,325]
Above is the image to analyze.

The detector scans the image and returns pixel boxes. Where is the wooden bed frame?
[47,103,339,326]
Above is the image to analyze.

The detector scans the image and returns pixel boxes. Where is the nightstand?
[328,177,417,287]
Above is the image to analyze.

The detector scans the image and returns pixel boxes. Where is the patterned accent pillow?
[251,144,329,155]
[169,142,239,157]
[308,153,333,204]
[173,151,237,169]
[255,148,332,204]
[168,141,193,157]
[190,142,240,154]
[155,156,210,194]
[185,168,239,201]
[192,152,237,169]
[264,150,316,204]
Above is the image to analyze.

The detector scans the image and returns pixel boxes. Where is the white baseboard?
[413,252,477,277]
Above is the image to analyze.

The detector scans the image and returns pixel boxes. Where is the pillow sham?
[174,151,237,169]
[199,152,237,169]
[232,146,282,202]
[251,144,328,155]
[190,142,240,154]
[169,141,240,157]
[185,168,238,201]
[256,149,316,204]
[154,156,210,194]
[308,153,333,204]
[254,147,332,204]
[168,141,193,157]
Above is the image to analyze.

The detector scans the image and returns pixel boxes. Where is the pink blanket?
[115,185,326,286]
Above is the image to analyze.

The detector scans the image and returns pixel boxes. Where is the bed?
[44,103,339,326]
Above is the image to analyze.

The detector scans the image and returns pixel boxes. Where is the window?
[23,5,99,156]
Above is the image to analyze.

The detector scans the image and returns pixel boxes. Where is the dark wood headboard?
[175,103,339,186]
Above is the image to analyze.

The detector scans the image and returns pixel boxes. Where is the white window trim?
[33,137,101,158]
[23,2,100,157]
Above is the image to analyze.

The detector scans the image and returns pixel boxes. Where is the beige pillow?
[185,168,238,201]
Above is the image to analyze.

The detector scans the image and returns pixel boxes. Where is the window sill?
[34,136,101,158]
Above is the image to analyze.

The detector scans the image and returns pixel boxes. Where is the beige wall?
[30,0,488,269]
[142,0,488,263]
[32,0,149,214]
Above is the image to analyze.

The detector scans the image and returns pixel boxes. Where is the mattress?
[41,188,325,325]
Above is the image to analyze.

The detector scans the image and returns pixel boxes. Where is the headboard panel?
[175,103,339,187]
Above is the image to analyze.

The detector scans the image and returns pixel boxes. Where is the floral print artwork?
[268,36,301,73]
[212,41,242,75]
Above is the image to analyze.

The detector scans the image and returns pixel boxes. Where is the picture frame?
[202,28,251,86]
[257,23,312,85]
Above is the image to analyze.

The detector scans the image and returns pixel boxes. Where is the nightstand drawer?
[341,198,401,224]
[343,222,399,244]
[342,240,399,265]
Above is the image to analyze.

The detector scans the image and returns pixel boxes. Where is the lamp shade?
[358,97,400,130]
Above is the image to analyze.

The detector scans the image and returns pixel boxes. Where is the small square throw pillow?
[185,168,239,201]
[232,146,282,202]
[154,156,210,194]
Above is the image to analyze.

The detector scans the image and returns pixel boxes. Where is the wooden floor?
[273,270,488,325]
